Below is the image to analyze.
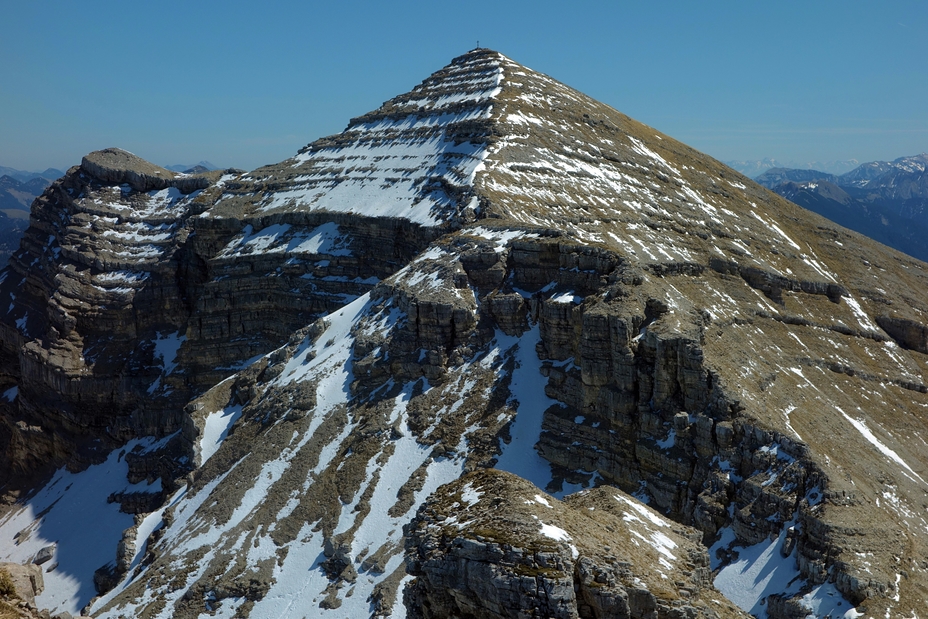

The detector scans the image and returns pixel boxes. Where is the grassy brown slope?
[473,49,928,614]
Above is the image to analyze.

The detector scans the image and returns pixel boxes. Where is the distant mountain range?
[755,153,928,261]
[725,157,862,177]
[0,175,49,210]
[164,160,218,173]
[0,175,44,268]
[0,166,65,184]
[1,161,220,179]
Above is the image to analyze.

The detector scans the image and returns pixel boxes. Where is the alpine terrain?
[756,155,928,262]
[1,49,927,619]
[725,160,860,178]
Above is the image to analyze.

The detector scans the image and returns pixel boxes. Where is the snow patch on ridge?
[218,221,353,259]
[92,279,478,618]
[838,407,926,487]
[147,330,186,394]
[199,403,244,464]
[493,325,564,494]
[264,138,489,226]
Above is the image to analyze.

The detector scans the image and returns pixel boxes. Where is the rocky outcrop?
[0,563,53,619]
[179,211,441,393]
[0,563,43,606]
[80,149,210,194]
[0,156,230,483]
[405,470,750,619]
[875,314,928,353]
[0,151,441,486]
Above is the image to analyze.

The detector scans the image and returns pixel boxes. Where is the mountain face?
[0,175,48,213]
[757,154,928,199]
[165,161,219,173]
[752,169,839,188]
[1,49,927,619]
[0,175,52,205]
[757,155,928,261]
[405,469,750,619]
[0,213,26,271]
[839,154,928,192]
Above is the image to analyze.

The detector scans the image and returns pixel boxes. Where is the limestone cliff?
[0,49,926,619]
[0,151,225,482]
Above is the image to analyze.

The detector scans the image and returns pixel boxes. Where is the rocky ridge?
[0,151,234,482]
[0,49,927,618]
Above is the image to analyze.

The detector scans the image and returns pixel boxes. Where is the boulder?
[0,562,44,606]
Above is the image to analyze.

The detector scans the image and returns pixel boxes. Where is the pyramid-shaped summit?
[1,50,927,619]
[219,47,886,285]
[213,48,508,226]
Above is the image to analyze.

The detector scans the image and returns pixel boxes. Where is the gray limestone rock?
[80,148,209,194]
[0,562,44,606]
[404,470,750,619]
[31,546,54,566]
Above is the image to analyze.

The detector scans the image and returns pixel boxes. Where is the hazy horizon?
[7,153,928,180]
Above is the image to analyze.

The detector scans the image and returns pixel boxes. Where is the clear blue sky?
[2,0,925,172]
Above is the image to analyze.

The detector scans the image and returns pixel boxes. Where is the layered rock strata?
[0,151,224,479]
[405,469,750,619]
[0,49,926,619]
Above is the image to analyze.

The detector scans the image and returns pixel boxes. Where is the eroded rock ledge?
[405,469,750,619]
[80,148,211,194]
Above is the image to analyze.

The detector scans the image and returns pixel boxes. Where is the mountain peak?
[2,50,928,618]
[219,51,511,227]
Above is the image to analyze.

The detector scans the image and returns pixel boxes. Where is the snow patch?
[199,404,245,464]
[838,408,926,486]
[493,325,563,495]
[539,522,570,542]
[0,438,163,616]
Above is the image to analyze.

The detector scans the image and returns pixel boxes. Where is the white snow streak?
[838,408,926,486]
